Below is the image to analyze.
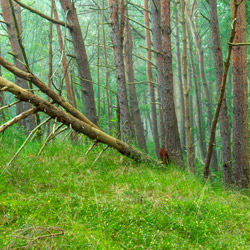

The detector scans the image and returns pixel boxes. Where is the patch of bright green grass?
[0,131,250,249]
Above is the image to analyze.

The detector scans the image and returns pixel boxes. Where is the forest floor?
[0,128,250,249]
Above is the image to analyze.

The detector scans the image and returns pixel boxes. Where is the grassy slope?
[0,130,250,249]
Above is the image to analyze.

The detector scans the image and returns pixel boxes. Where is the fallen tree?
[0,76,157,164]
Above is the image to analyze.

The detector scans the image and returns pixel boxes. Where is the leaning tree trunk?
[208,0,232,185]
[0,76,157,165]
[160,0,183,166]
[108,0,132,142]
[231,0,249,188]
[179,1,194,173]
[124,18,147,151]
[143,0,160,157]
[59,0,97,125]
[1,0,35,131]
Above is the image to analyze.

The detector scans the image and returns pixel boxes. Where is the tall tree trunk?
[149,0,166,148]
[52,0,73,106]
[1,0,35,131]
[187,30,206,160]
[108,0,132,141]
[59,0,97,124]
[102,0,111,134]
[0,44,4,122]
[186,4,218,170]
[231,0,249,188]
[208,0,232,185]
[179,1,194,173]
[160,0,183,165]
[143,0,159,157]
[174,8,186,152]
[124,17,147,151]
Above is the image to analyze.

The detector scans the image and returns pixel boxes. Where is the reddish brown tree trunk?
[160,0,183,165]
[1,0,35,131]
[52,0,73,106]
[108,0,132,141]
[124,20,147,151]
[59,0,97,124]
[208,0,232,185]
[143,0,159,157]
[149,0,166,148]
[174,8,186,152]
[231,0,249,188]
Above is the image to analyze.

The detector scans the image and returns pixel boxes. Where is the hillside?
[0,132,250,249]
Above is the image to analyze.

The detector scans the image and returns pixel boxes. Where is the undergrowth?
[0,129,250,249]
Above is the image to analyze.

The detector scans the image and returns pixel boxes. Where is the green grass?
[0,130,250,249]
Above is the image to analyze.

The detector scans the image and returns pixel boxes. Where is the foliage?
[0,131,250,249]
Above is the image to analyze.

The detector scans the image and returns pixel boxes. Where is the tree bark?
[160,0,183,165]
[108,0,132,141]
[143,0,159,157]
[0,44,4,122]
[208,0,232,185]
[179,1,194,173]
[1,0,35,131]
[149,0,166,148]
[231,0,249,188]
[59,0,97,125]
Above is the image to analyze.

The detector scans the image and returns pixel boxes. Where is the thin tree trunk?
[208,0,232,185]
[143,0,159,157]
[59,0,97,125]
[231,0,249,188]
[174,8,186,152]
[52,0,73,106]
[179,1,194,173]
[1,0,35,131]
[0,44,4,122]
[108,0,132,141]
[47,0,53,137]
[187,29,206,160]
[186,4,218,170]
[102,0,111,134]
[160,0,183,165]
[124,16,147,151]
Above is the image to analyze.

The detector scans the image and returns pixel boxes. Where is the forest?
[0,0,249,249]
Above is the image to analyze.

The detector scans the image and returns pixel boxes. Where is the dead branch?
[0,100,21,111]
[0,107,38,133]
[93,145,109,165]
[13,0,72,29]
